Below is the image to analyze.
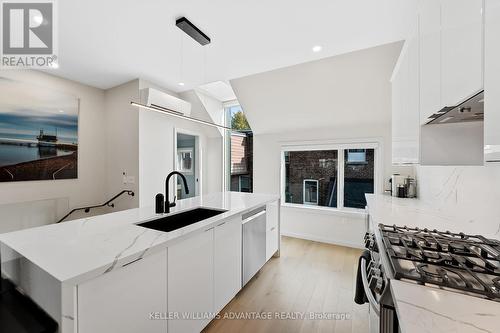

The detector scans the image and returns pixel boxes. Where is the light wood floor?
[203,236,369,333]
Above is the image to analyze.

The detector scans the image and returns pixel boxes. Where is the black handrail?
[56,190,135,223]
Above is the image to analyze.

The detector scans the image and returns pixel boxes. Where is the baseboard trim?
[281,231,364,250]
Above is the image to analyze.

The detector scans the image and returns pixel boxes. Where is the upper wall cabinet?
[419,0,442,124]
[392,18,420,164]
[392,0,486,165]
[485,0,500,163]
[441,0,484,106]
[419,0,484,124]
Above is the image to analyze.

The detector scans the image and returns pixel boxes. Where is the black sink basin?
[137,207,227,233]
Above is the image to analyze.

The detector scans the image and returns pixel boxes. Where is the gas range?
[379,224,500,301]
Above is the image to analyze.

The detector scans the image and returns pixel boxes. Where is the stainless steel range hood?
[425,90,484,125]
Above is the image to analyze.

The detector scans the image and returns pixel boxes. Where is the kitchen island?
[0,191,280,333]
[365,194,500,333]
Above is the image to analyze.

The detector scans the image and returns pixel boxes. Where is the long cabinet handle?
[122,257,142,267]
[270,227,276,231]
[216,221,226,227]
[242,210,266,224]
[204,227,214,232]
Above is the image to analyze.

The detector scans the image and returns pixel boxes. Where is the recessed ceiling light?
[33,15,43,25]
[312,45,322,53]
[178,82,185,86]
[59,110,64,113]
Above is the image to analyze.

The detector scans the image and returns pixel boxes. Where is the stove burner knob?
[370,268,381,277]
[364,233,373,248]
[369,275,384,294]
[374,277,384,294]
[364,233,378,252]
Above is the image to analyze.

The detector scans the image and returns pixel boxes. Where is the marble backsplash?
[415,164,500,237]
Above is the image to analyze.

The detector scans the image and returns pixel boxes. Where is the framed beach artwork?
[0,77,79,182]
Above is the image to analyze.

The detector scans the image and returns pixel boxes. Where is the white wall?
[0,72,225,231]
[231,42,402,248]
[416,165,500,237]
[103,79,140,210]
[206,137,223,194]
[0,70,108,231]
[253,125,391,248]
[138,82,223,208]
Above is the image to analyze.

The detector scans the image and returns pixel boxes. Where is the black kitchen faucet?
[165,171,189,213]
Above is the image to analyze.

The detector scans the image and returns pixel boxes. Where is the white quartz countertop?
[0,192,279,284]
[366,194,500,332]
[391,280,500,333]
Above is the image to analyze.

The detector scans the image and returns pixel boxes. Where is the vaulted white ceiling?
[52,0,417,92]
[231,42,403,134]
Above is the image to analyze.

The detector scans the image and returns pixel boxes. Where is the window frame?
[280,140,380,213]
[302,179,319,205]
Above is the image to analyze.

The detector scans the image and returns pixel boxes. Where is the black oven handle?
[361,257,380,316]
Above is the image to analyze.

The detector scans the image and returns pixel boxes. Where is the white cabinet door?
[419,0,442,124]
[407,29,420,162]
[266,201,279,261]
[392,52,405,163]
[441,0,484,106]
[78,250,168,333]
[392,38,420,164]
[214,217,242,313]
[485,0,500,162]
[168,229,214,333]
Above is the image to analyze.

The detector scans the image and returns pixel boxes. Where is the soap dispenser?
[155,193,164,214]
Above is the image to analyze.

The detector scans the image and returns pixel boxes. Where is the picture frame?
[176,148,194,174]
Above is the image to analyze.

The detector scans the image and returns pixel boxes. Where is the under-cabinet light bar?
[130,101,231,130]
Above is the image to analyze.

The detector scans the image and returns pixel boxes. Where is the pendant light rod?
[130,101,231,130]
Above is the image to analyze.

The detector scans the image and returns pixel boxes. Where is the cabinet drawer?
[77,250,168,333]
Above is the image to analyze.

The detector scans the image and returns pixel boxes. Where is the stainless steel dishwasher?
[242,206,267,286]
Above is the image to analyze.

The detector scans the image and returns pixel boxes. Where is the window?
[303,179,319,205]
[284,150,338,208]
[283,144,376,210]
[344,149,375,209]
[224,103,253,193]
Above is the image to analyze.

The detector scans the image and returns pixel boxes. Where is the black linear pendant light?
[175,17,211,46]
[131,16,224,129]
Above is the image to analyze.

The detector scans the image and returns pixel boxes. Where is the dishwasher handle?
[242,210,266,224]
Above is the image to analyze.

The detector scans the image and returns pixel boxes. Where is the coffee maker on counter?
[389,174,417,198]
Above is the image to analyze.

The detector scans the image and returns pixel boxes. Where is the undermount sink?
[137,207,227,233]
